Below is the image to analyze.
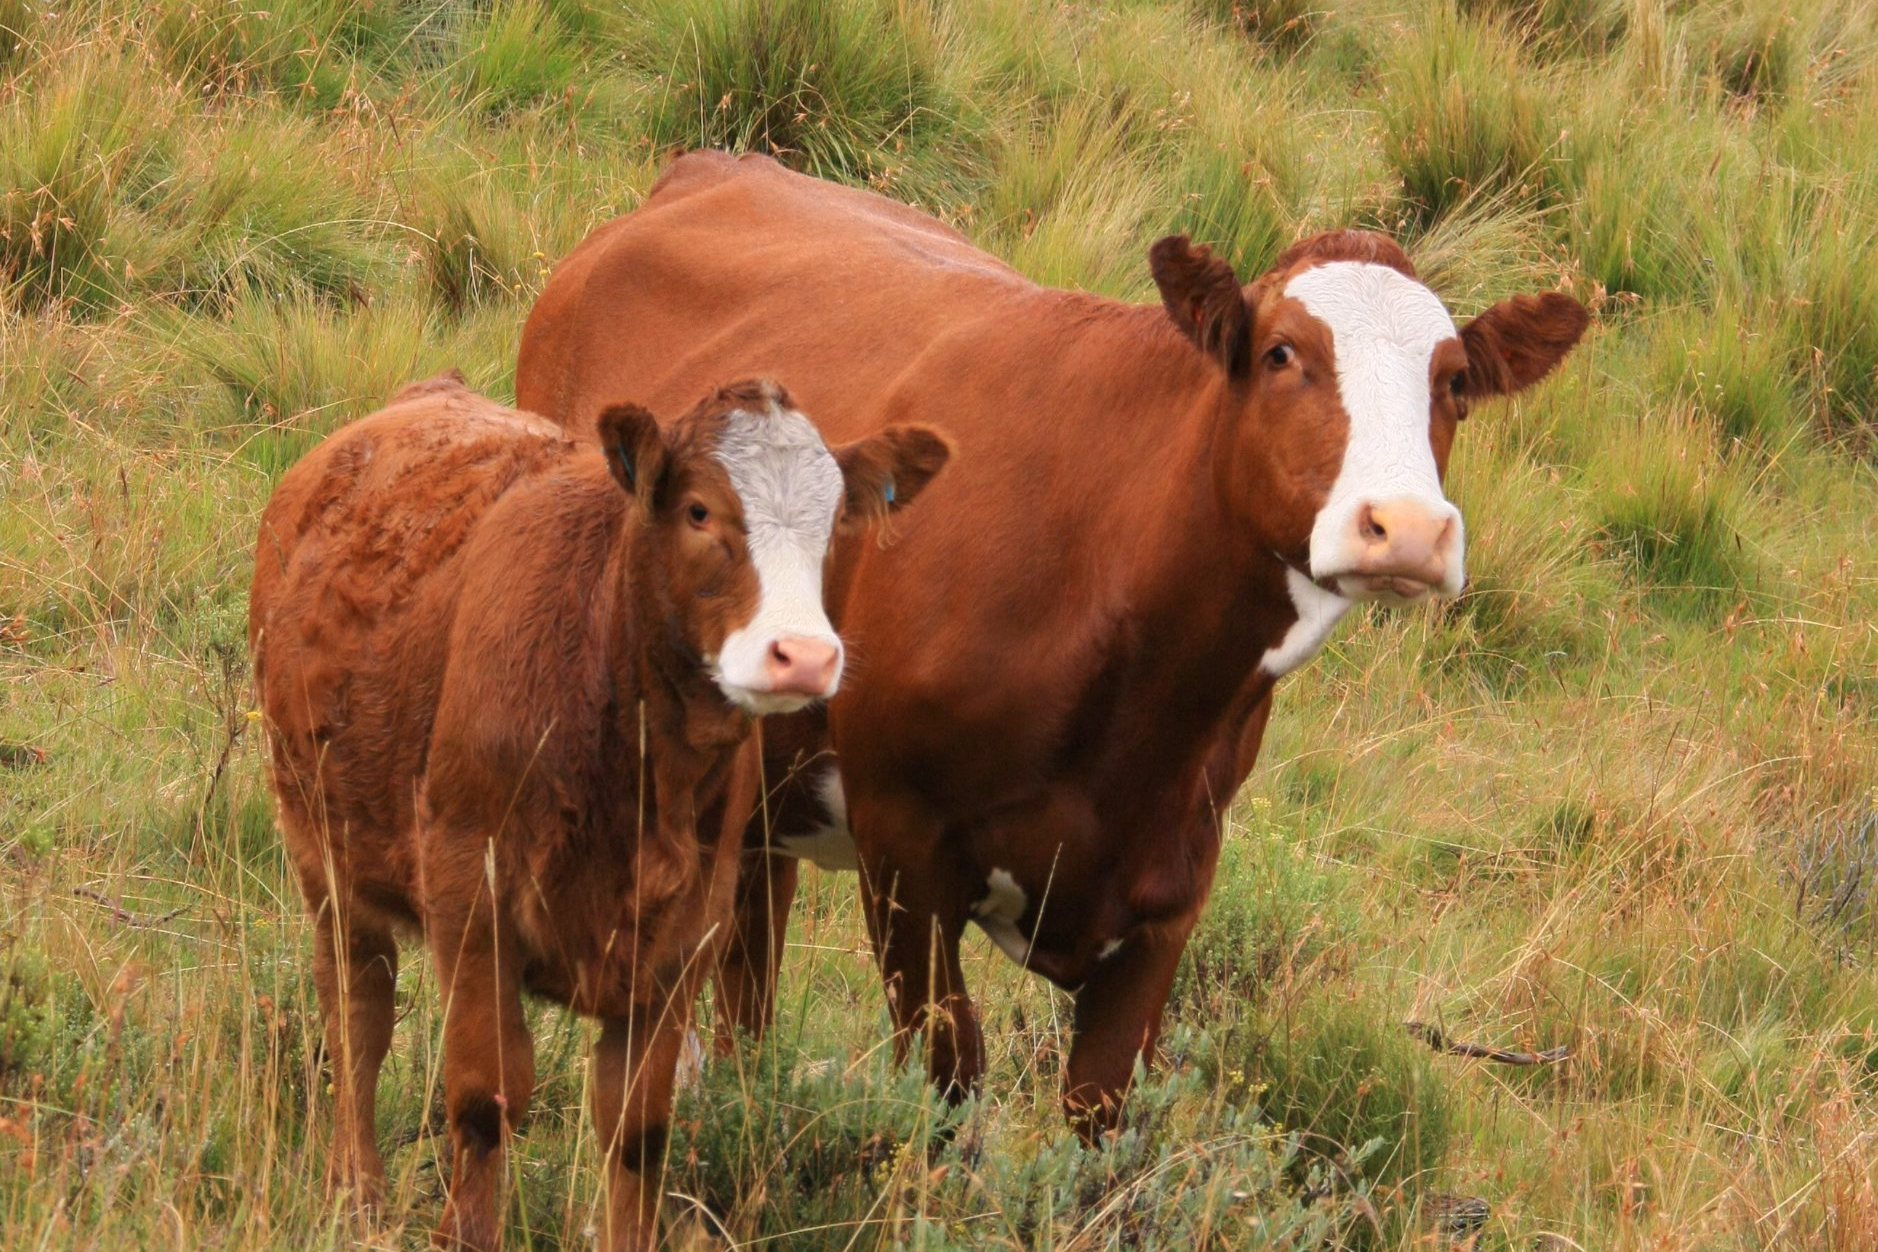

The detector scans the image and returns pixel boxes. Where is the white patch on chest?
[1259,567,1352,677]
[971,868,1032,966]
[711,403,846,710]
[775,766,860,872]
[1096,937,1125,962]
[1284,262,1465,590]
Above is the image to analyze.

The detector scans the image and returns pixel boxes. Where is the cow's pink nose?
[764,636,840,697]
[1351,500,1456,589]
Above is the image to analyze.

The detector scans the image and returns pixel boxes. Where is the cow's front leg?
[430,898,535,1251]
[858,838,982,1102]
[714,845,797,1052]
[1062,914,1197,1143]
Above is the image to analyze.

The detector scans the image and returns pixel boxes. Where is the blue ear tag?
[884,480,896,505]
[613,446,635,487]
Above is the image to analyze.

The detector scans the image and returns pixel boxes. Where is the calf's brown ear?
[1460,292,1591,398]
[596,402,670,506]
[834,425,953,527]
[1149,235,1252,379]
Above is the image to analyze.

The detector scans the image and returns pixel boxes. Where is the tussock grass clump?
[1784,198,1878,451]
[399,161,541,312]
[159,294,512,474]
[1379,9,1551,225]
[637,0,959,182]
[1436,407,1616,685]
[1589,412,1759,618]
[1650,301,1805,451]
[144,0,395,108]
[444,0,589,118]
[0,0,36,68]
[1197,0,1323,55]
[0,52,174,312]
[984,103,1168,295]
[155,117,387,308]
[1458,0,1626,56]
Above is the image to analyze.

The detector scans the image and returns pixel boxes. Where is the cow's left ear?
[1149,235,1253,379]
[834,425,953,527]
[1460,292,1591,398]
[596,401,671,509]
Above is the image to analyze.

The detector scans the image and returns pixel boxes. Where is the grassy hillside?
[4,0,1878,1246]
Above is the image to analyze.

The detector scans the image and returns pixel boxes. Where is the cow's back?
[250,378,575,915]
[516,152,1035,438]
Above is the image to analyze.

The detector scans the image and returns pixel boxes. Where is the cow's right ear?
[1149,235,1253,379]
[596,402,669,507]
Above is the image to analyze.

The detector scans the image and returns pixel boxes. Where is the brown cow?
[249,372,948,1250]
[515,151,1590,1139]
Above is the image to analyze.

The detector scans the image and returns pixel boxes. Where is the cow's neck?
[1064,305,1318,717]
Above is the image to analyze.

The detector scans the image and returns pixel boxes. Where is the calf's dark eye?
[1265,343,1295,370]
[1450,372,1467,396]
[687,502,710,526]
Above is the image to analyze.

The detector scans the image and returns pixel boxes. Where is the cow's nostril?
[1357,503,1387,544]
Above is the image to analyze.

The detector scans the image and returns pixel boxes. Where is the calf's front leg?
[591,997,693,1252]
[430,897,535,1251]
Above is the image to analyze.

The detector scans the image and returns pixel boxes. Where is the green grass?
[5,0,1878,1248]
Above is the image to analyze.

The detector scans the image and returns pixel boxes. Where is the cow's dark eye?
[687,502,711,527]
[1449,371,1467,397]
[1265,343,1295,370]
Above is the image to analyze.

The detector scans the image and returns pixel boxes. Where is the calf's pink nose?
[764,636,840,697]
[1352,500,1456,587]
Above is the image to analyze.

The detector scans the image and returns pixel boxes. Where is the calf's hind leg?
[308,902,399,1206]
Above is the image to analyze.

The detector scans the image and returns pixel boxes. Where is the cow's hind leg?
[430,898,535,1252]
[309,903,399,1207]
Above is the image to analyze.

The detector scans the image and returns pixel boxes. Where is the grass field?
[4,0,1878,1246]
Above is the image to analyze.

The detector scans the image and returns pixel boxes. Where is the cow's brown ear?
[1149,235,1252,378]
[596,402,669,506]
[1460,292,1590,398]
[834,425,953,527]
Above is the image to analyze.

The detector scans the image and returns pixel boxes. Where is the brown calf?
[249,373,947,1249]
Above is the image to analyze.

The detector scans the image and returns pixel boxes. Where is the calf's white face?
[1286,262,1466,602]
[711,405,847,715]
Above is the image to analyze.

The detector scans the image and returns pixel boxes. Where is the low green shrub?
[1224,986,1453,1194]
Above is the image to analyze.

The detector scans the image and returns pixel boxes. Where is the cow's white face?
[710,404,847,715]
[1285,261,1466,603]
[1151,230,1589,678]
